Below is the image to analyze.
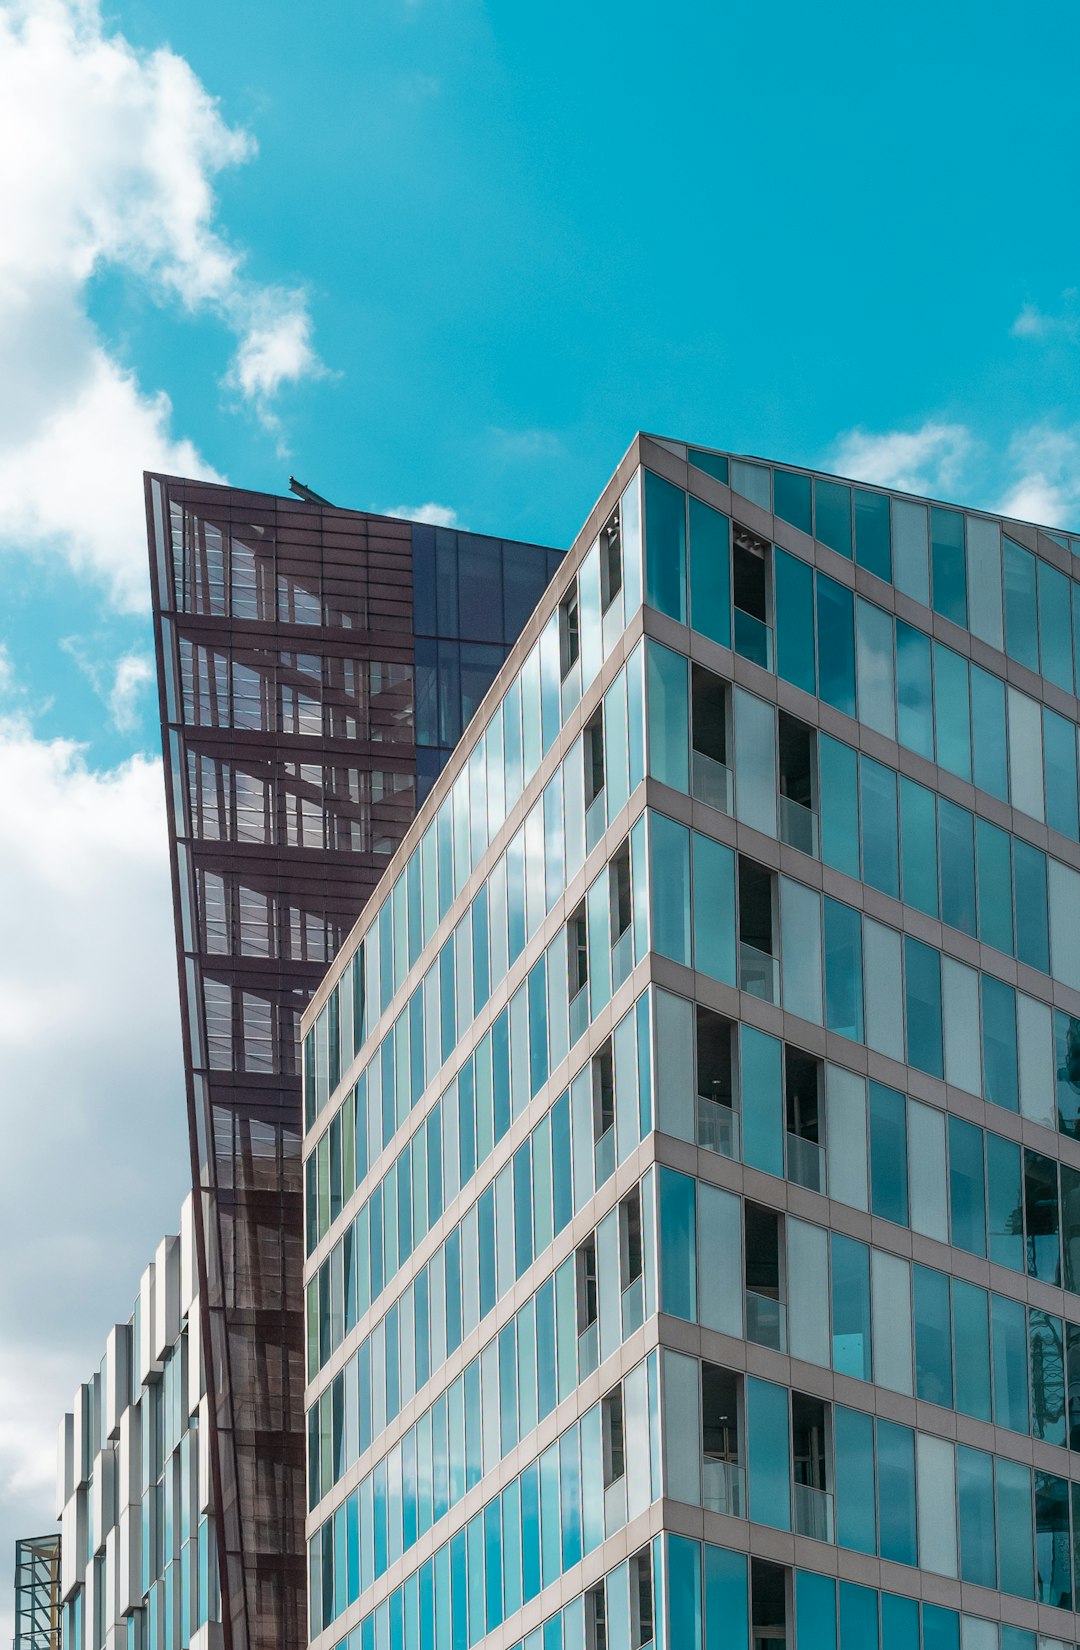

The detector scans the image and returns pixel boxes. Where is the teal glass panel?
[1038,561,1073,690]
[981,976,1018,1111]
[995,1457,1035,1598]
[520,1463,540,1603]
[688,448,728,485]
[558,1428,581,1572]
[644,471,687,622]
[957,1446,996,1588]
[971,665,1009,802]
[774,468,812,535]
[937,799,975,935]
[1029,1310,1066,1447]
[774,548,816,693]
[1000,1630,1037,1650]
[688,496,731,648]
[819,735,859,878]
[704,1545,748,1650]
[816,575,856,715]
[880,1592,919,1650]
[649,812,691,965]
[1024,1149,1060,1285]
[921,1606,959,1650]
[895,622,934,760]
[646,640,690,793]
[869,1082,908,1225]
[795,1570,835,1650]
[815,478,852,558]
[904,937,942,1078]
[876,1421,917,1565]
[992,1292,1030,1433]
[859,757,899,897]
[932,643,970,781]
[899,779,937,916]
[913,1266,952,1407]
[839,1582,878,1650]
[824,899,863,1042]
[986,1134,1023,1270]
[952,1280,992,1421]
[1003,538,1039,672]
[1054,1010,1080,1139]
[1015,844,1048,970]
[538,1445,561,1588]
[1034,1470,1071,1607]
[834,1405,876,1553]
[948,1118,986,1256]
[746,1378,791,1530]
[1044,707,1079,839]
[976,819,1013,956]
[930,507,966,627]
[741,1026,784,1178]
[658,1167,696,1321]
[831,1235,872,1381]
[692,832,736,986]
[855,489,891,580]
[666,1534,702,1650]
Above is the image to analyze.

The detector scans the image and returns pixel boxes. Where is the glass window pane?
[1006,687,1044,823]
[949,1118,986,1257]
[1038,560,1073,690]
[933,643,970,781]
[1042,706,1078,839]
[815,478,852,558]
[1004,538,1039,671]
[904,937,942,1078]
[966,517,1003,650]
[855,598,895,738]
[855,489,891,580]
[746,1377,791,1530]
[834,1405,876,1552]
[914,1265,953,1406]
[688,496,731,648]
[644,471,686,622]
[819,735,859,878]
[646,639,689,793]
[981,975,1018,1111]
[896,622,933,760]
[860,757,899,897]
[986,1133,1023,1270]
[816,575,856,716]
[930,507,966,627]
[1013,841,1049,973]
[952,1280,991,1421]
[774,468,811,535]
[900,779,938,916]
[869,1082,908,1225]
[824,899,863,1041]
[893,499,929,605]
[774,549,816,694]
[976,819,1013,956]
[971,666,1008,802]
[831,1234,872,1381]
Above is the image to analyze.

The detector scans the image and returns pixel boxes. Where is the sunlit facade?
[301,433,1080,1650]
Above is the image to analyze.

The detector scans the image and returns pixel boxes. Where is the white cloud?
[1010,292,1078,344]
[829,421,974,498]
[0,0,326,609]
[828,417,1080,534]
[108,652,154,733]
[488,426,563,461]
[386,502,461,527]
[0,644,13,694]
[0,717,186,1637]
[1012,303,1051,339]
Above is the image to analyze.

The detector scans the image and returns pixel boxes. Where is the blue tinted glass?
[741,1026,784,1178]
[1013,841,1049,972]
[948,1119,986,1257]
[794,1570,835,1650]
[880,1592,919,1650]
[746,1378,791,1530]
[930,507,966,626]
[899,779,937,916]
[834,1405,876,1552]
[688,448,729,484]
[774,549,816,693]
[993,1291,1031,1432]
[703,1545,748,1650]
[688,497,731,648]
[819,736,859,878]
[1023,1150,1060,1287]
[859,757,899,897]
[903,937,942,1077]
[952,1281,992,1421]
[875,1421,917,1566]
[981,976,1018,1111]
[839,1581,878,1650]
[957,1446,997,1587]
[1043,707,1079,839]
[774,469,812,534]
[1004,538,1039,671]
[913,1266,953,1406]
[649,812,691,965]
[932,643,970,781]
[816,575,856,715]
[971,666,1009,801]
[1038,560,1073,690]
[815,478,852,558]
[658,1167,696,1321]
[644,471,687,622]
[831,1236,872,1381]
[824,899,863,1041]
[667,1534,703,1648]
[855,490,891,581]
[921,1605,959,1650]
[976,819,1013,956]
[869,1083,908,1225]
[1029,1311,1067,1447]
[986,1133,1024,1271]
[895,623,933,759]
[693,833,736,987]
[996,1457,1035,1599]
[937,799,976,935]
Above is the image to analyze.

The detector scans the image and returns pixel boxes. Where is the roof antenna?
[289,476,333,506]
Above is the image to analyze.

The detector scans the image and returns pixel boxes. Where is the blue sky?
[1,0,1079,1628]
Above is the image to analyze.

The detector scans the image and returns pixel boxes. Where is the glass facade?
[302,435,1080,1649]
[144,475,559,1650]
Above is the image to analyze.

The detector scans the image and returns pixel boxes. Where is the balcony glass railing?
[604,1475,628,1535]
[594,1125,616,1187]
[696,1093,738,1159]
[738,941,780,1003]
[560,660,582,721]
[779,793,818,856]
[702,1458,745,1517]
[585,791,607,854]
[745,1289,787,1352]
[577,1321,599,1379]
[621,1274,644,1338]
[794,1482,834,1543]
[786,1131,825,1194]
[734,607,773,670]
[691,749,734,813]
[569,984,589,1046]
[611,926,634,991]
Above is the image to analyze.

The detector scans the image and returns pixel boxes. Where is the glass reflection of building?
[14,1536,61,1650]
[302,435,1080,1650]
[144,474,560,1650]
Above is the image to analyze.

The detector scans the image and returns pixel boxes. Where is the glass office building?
[51,1200,222,1650]
[301,433,1080,1650]
[145,475,560,1650]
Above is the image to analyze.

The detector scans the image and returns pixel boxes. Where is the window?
[585,709,606,851]
[702,1363,742,1516]
[568,902,588,1043]
[576,1235,599,1376]
[619,1188,643,1292]
[592,1040,615,1184]
[738,856,778,1002]
[778,711,817,854]
[785,1047,823,1193]
[696,1005,735,1157]
[791,1391,832,1541]
[745,1202,785,1352]
[560,584,580,677]
[751,1558,788,1650]
[609,840,632,950]
[585,1582,607,1650]
[732,525,772,669]
[602,1385,625,1487]
[629,1546,655,1649]
[690,663,731,811]
[600,502,623,610]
